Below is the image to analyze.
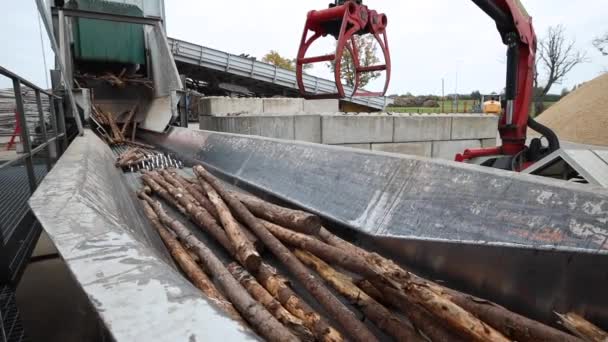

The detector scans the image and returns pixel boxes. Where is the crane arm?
[297,0,559,169]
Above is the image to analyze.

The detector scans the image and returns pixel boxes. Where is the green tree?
[327,35,382,88]
[470,90,482,101]
[262,51,311,72]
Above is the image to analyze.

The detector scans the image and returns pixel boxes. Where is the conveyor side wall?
[141,127,608,328]
[28,131,258,341]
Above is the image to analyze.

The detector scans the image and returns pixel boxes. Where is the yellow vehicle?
[483,95,502,115]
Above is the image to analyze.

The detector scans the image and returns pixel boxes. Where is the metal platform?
[0,165,47,245]
[168,38,391,110]
[0,285,28,342]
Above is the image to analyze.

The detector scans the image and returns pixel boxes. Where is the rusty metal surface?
[28,131,258,342]
[141,127,608,328]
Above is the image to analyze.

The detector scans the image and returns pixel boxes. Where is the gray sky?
[2,0,607,95]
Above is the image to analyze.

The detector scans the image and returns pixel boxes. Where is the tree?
[327,35,382,88]
[533,25,587,115]
[262,51,311,72]
[470,90,482,102]
[593,32,608,56]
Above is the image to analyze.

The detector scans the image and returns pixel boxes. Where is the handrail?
[0,66,68,193]
[0,66,59,99]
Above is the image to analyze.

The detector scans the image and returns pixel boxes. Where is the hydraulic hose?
[528,116,560,153]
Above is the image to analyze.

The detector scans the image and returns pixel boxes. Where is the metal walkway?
[168,38,390,110]
[0,165,47,245]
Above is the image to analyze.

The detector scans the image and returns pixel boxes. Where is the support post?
[35,90,52,171]
[13,80,37,192]
[48,95,61,157]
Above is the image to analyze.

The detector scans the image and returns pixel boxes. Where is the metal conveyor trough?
[28,128,608,340]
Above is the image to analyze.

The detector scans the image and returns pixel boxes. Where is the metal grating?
[0,165,47,244]
[0,285,28,342]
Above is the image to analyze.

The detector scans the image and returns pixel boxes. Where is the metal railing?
[0,66,67,192]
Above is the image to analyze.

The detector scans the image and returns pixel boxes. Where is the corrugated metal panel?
[71,0,146,64]
[168,38,391,110]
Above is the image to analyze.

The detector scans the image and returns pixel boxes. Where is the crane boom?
[296,0,560,171]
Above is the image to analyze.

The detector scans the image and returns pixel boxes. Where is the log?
[115,147,140,167]
[141,173,187,215]
[166,172,263,252]
[321,227,570,342]
[295,250,422,342]
[230,191,321,235]
[145,172,238,265]
[96,105,124,143]
[318,227,369,260]
[198,178,261,272]
[194,165,378,342]
[120,104,138,136]
[170,172,219,217]
[442,290,583,342]
[556,313,606,342]
[369,277,508,341]
[262,219,375,278]
[228,263,315,342]
[142,195,298,342]
[256,263,344,342]
[140,199,242,323]
[362,281,466,342]
[147,173,340,341]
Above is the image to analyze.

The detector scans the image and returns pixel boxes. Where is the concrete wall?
[200,112,499,160]
[199,97,339,116]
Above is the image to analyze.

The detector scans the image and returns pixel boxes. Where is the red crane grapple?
[296,1,390,99]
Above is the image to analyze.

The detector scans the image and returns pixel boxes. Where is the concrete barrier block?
[451,115,498,139]
[322,115,394,144]
[303,99,339,114]
[432,140,481,160]
[336,143,372,150]
[393,116,452,142]
[372,142,432,157]
[294,115,322,143]
[263,98,304,114]
[200,97,263,116]
[482,138,497,148]
[199,116,218,131]
[215,116,295,140]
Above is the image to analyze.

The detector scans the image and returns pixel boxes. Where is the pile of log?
[115,147,183,172]
[91,104,151,149]
[136,165,606,342]
[76,70,154,90]
[0,88,51,137]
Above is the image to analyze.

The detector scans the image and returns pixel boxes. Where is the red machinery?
[296,0,390,99]
[297,0,560,171]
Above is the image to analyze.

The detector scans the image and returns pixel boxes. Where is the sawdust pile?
[534,72,608,146]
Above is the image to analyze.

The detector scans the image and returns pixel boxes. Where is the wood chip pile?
[534,72,608,146]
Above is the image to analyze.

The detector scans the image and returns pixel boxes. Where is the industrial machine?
[471,94,502,114]
[296,0,561,172]
[3,0,603,340]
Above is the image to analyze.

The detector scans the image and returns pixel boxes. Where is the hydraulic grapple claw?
[296,0,390,99]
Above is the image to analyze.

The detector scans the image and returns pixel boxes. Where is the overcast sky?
[1,0,606,95]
